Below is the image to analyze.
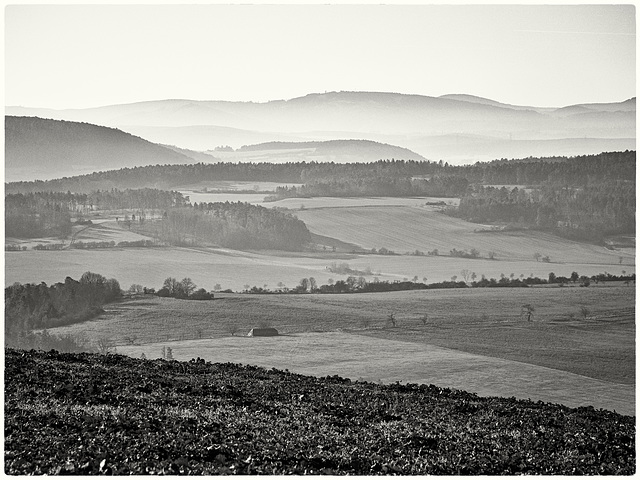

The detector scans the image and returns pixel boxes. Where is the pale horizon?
[5,4,636,110]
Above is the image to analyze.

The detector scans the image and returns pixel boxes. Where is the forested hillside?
[5,116,194,181]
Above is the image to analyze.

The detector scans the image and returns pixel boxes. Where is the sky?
[4,3,636,109]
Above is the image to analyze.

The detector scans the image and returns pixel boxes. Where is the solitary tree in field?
[521,304,535,322]
[420,314,429,326]
[387,313,397,328]
[534,252,542,262]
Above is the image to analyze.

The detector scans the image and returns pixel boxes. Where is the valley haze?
[6,91,635,171]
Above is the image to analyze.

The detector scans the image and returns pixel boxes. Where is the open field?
[294,203,631,264]
[43,285,635,415]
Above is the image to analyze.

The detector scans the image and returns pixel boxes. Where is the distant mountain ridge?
[6,91,635,166]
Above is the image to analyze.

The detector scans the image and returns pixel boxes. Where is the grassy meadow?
[42,284,635,414]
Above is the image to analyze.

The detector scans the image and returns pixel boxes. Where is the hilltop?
[5,348,635,475]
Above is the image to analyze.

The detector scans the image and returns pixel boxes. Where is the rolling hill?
[210,140,426,164]
[5,116,195,182]
[7,92,635,163]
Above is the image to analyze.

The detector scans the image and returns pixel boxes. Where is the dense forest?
[134,202,311,251]
[266,174,469,199]
[449,179,635,243]
[5,272,121,335]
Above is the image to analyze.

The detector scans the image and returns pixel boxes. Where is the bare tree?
[521,304,535,322]
[96,337,114,354]
[387,313,397,328]
[420,314,429,326]
[460,269,471,283]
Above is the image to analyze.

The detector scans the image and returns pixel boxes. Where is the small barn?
[247,327,279,337]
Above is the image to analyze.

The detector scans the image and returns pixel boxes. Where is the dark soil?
[5,348,635,475]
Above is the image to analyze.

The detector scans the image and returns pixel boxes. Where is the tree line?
[239,270,634,295]
[5,272,121,335]
[265,174,469,200]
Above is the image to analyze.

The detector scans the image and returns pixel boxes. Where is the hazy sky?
[4,3,636,109]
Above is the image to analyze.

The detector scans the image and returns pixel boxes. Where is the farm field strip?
[116,332,635,416]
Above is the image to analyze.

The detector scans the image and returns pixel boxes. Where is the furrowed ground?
[4,349,635,475]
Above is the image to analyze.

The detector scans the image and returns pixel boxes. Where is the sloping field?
[116,332,635,416]
[294,204,630,265]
